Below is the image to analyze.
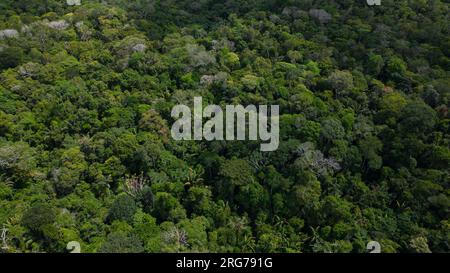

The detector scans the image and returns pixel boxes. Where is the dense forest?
[0,0,448,253]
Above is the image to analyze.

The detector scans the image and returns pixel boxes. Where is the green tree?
[22,204,57,234]
[98,232,144,253]
[107,194,138,224]
[0,47,24,70]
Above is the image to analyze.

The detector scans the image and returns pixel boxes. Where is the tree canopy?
[0,0,448,253]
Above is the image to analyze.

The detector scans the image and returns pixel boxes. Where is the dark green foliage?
[22,204,56,233]
[399,101,438,134]
[153,192,186,223]
[0,0,448,253]
[106,195,137,224]
[0,47,24,70]
[138,186,155,213]
[98,233,144,253]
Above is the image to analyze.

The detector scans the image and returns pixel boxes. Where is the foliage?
[0,0,448,253]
